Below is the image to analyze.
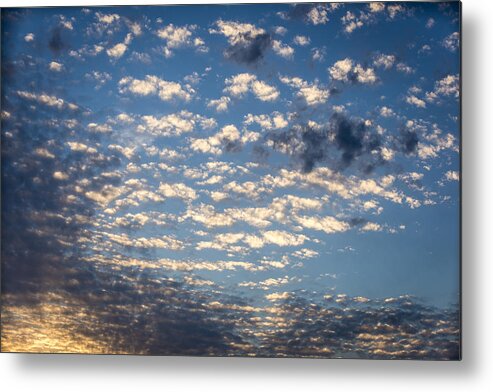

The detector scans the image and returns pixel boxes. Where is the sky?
[1,2,460,359]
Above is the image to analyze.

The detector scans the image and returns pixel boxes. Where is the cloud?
[158,182,197,202]
[48,61,63,72]
[444,170,459,181]
[293,35,310,46]
[207,96,231,112]
[190,124,250,155]
[373,53,396,69]
[279,76,329,106]
[294,215,350,234]
[442,32,459,52]
[157,24,207,57]
[16,90,78,111]
[426,74,459,102]
[244,111,288,130]
[281,4,335,25]
[406,95,426,108]
[24,33,35,42]
[329,58,378,84]
[106,33,132,59]
[223,73,279,102]
[118,75,194,102]
[210,20,271,66]
[136,111,215,136]
[85,71,112,89]
[271,40,294,59]
[48,27,68,54]
[267,113,385,174]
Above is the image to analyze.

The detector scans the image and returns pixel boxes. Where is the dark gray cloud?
[224,33,272,66]
[48,27,68,54]
[266,113,384,174]
[399,128,419,154]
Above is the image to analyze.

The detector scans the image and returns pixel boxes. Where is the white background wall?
[1,1,491,391]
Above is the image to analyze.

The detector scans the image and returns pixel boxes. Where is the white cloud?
[360,222,382,232]
[16,91,78,111]
[406,95,426,108]
[306,5,329,25]
[379,106,394,117]
[443,32,459,52]
[158,182,197,201]
[137,111,214,136]
[223,73,279,102]
[48,61,63,72]
[274,26,287,36]
[106,33,132,59]
[280,76,329,105]
[24,33,35,42]
[271,40,294,59]
[118,75,194,102]
[244,112,288,130]
[294,215,350,234]
[190,124,242,155]
[330,58,377,84]
[156,24,207,56]
[209,20,265,45]
[207,96,231,112]
[373,54,396,69]
[396,63,414,74]
[293,35,310,46]
[368,2,385,13]
[444,170,459,181]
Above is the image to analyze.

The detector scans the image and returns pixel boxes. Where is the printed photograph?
[1,2,461,359]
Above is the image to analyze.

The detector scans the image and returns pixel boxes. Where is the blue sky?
[1,2,460,358]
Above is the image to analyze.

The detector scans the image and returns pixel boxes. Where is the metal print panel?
[0,2,461,359]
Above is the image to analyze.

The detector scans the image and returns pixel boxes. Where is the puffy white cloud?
[311,47,326,62]
[353,64,377,84]
[306,5,329,25]
[53,171,69,180]
[294,215,350,234]
[396,63,414,74]
[262,230,308,247]
[373,54,396,69]
[274,26,287,36]
[379,106,394,117]
[271,40,294,59]
[207,96,231,112]
[329,58,354,81]
[190,124,242,155]
[156,24,207,56]
[16,91,78,111]
[158,182,197,201]
[48,61,63,72]
[118,75,194,102]
[442,32,459,52]
[293,35,310,46]
[209,20,265,45]
[444,171,460,181]
[360,222,382,232]
[265,291,291,301]
[244,111,288,130]
[106,33,132,59]
[223,73,279,102]
[137,111,214,136]
[406,95,426,108]
[24,33,35,42]
[330,58,377,84]
[427,74,459,102]
[279,75,329,105]
[368,2,385,13]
